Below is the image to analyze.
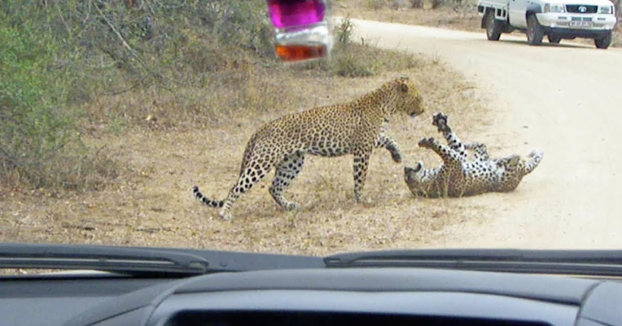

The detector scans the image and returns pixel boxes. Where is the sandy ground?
[346,18,622,249]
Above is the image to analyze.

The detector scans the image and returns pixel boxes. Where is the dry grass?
[0,50,494,256]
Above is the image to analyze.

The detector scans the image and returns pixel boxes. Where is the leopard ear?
[414,162,423,172]
[399,75,409,92]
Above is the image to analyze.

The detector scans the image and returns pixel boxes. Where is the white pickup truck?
[477,0,617,48]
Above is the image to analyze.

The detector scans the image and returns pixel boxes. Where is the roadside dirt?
[347,18,622,249]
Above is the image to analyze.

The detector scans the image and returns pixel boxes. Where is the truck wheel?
[548,35,561,44]
[595,32,612,49]
[485,11,502,41]
[526,14,544,45]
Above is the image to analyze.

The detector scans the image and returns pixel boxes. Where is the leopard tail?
[192,186,224,208]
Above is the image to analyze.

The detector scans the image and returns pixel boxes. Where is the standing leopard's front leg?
[269,151,305,211]
[375,133,402,163]
[352,147,372,203]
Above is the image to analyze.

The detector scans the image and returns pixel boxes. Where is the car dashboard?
[2,267,622,326]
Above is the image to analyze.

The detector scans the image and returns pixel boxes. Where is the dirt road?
[348,18,622,249]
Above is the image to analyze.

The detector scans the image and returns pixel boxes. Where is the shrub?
[410,0,425,8]
[365,0,387,10]
[0,20,117,190]
[0,0,274,190]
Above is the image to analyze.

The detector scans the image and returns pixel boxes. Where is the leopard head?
[404,163,430,197]
[391,75,425,119]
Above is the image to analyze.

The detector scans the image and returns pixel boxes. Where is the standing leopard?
[193,76,425,220]
[404,113,543,198]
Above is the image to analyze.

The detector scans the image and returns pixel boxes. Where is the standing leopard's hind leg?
[213,158,273,220]
[269,151,305,211]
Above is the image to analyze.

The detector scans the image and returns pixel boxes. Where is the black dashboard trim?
[0,267,619,326]
[149,290,578,326]
[173,268,598,305]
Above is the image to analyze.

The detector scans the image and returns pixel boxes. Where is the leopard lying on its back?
[404,113,543,198]
[194,76,425,220]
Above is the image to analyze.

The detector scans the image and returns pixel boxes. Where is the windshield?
[1,0,620,263]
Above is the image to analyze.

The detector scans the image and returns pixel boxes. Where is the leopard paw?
[218,209,234,221]
[391,151,402,163]
[418,137,435,148]
[432,113,450,132]
[285,202,300,211]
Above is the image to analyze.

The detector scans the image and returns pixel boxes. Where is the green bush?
[0,0,275,190]
[1,0,274,93]
[410,0,425,8]
[365,0,387,10]
[0,20,116,189]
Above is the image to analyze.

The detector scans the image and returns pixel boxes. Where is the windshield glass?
[1,0,620,260]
